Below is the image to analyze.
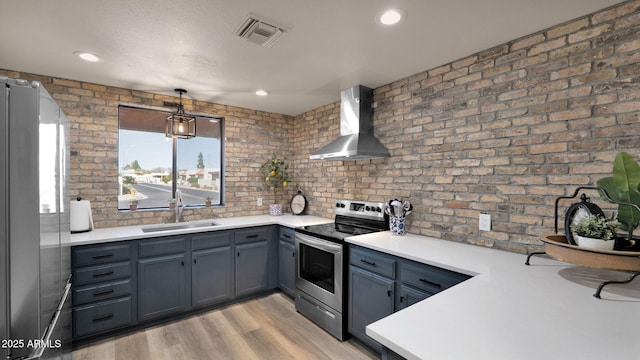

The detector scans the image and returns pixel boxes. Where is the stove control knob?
[365,206,370,211]
[376,207,382,212]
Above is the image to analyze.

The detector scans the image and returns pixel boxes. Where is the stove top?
[297,222,379,242]
[296,200,388,242]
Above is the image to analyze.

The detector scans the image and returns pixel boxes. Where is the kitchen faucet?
[175,188,185,222]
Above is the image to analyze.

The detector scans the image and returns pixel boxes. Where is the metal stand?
[593,271,640,299]
[524,251,546,266]
[528,187,640,299]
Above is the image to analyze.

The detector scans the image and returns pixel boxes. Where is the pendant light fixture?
[166,88,196,139]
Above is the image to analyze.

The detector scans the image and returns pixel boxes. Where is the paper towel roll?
[70,198,94,233]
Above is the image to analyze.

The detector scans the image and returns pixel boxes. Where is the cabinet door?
[192,246,233,308]
[235,240,269,297]
[398,284,432,310]
[348,266,394,353]
[138,254,186,322]
[73,297,133,338]
[278,240,296,297]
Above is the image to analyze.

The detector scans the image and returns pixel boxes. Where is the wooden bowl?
[541,235,640,272]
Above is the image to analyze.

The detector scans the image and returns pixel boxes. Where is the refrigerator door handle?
[20,275,72,360]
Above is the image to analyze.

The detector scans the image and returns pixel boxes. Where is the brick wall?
[0,69,295,228]
[2,0,638,254]
[293,0,640,253]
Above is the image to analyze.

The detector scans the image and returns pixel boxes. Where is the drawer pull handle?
[400,296,405,303]
[360,259,376,266]
[387,290,392,297]
[246,234,259,239]
[282,234,292,239]
[92,253,114,260]
[419,278,441,288]
[92,314,114,323]
[92,271,114,278]
[93,289,114,297]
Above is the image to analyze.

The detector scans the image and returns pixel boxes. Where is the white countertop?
[347,232,640,360]
[70,214,332,246]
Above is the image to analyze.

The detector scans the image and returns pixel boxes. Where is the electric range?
[294,199,388,340]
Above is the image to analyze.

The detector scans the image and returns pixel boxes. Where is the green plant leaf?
[596,176,618,201]
[612,151,640,192]
[616,189,640,236]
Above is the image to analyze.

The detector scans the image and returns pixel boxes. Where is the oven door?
[295,232,343,311]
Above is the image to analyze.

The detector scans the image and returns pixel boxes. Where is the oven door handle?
[296,234,342,253]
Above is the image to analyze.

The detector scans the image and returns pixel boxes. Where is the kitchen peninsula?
[349,232,640,360]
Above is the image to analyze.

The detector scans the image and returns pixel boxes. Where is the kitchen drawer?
[235,226,271,245]
[73,296,133,338]
[192,231,231,251]
[350,246,396,279]
[72,243,131,267]
[73,279,132,306]
[138,236,186,258]
[73,261,132,286]
[279,226,295,244]
[400,261,470,294]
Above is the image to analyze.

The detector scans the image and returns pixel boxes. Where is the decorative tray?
[541,235,640,272]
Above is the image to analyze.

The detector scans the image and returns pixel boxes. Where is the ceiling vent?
[233,14,287,48]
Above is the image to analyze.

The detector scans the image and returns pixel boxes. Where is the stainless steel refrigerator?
[1,77,72,359]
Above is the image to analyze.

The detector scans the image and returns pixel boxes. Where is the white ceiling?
[1,0,624,116]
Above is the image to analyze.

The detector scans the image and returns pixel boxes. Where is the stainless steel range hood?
[310,85,390,161]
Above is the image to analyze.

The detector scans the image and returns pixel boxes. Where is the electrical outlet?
[257,197,263,206]
[479,213,491,231]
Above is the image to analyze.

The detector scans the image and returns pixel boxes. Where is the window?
[118,105,223,210]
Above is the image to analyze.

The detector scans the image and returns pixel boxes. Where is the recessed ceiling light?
[379,9,405,25]
[74,51,102,63]
[255,90,269,96]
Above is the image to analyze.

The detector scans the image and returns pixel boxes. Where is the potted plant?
[205,197,212,208]
[168,198,176,210]
[260,154,291,216]
[129,199,139,211]
[570,214,619,250]
[596,151,640,242]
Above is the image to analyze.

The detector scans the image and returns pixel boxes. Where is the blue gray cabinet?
[348,266,395,352]
[71,242,134,339]
[235,227,272,297]
[137,236,187,322]
[72,225,277,344]
[278,226,296,298]
[348,244,471,354]
[348,246,397,353]
[191,231,233,308]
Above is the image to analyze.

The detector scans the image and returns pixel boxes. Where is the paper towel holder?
[71,197,94,233]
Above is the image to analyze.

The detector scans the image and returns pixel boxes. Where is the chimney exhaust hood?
[310,85,390,161]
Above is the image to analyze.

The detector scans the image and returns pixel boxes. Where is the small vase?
[390,217,405,236]
[169,203,176,210]
[205,201,211,208]
[269,204,283,216]
[129,204,138,211]
[575,235,615,250]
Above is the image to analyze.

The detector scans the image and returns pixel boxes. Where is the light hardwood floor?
[73,293,377,360]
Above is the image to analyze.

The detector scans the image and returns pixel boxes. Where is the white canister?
[70,198,94,233]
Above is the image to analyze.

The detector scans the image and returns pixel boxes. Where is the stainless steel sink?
[141,221,220,233]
